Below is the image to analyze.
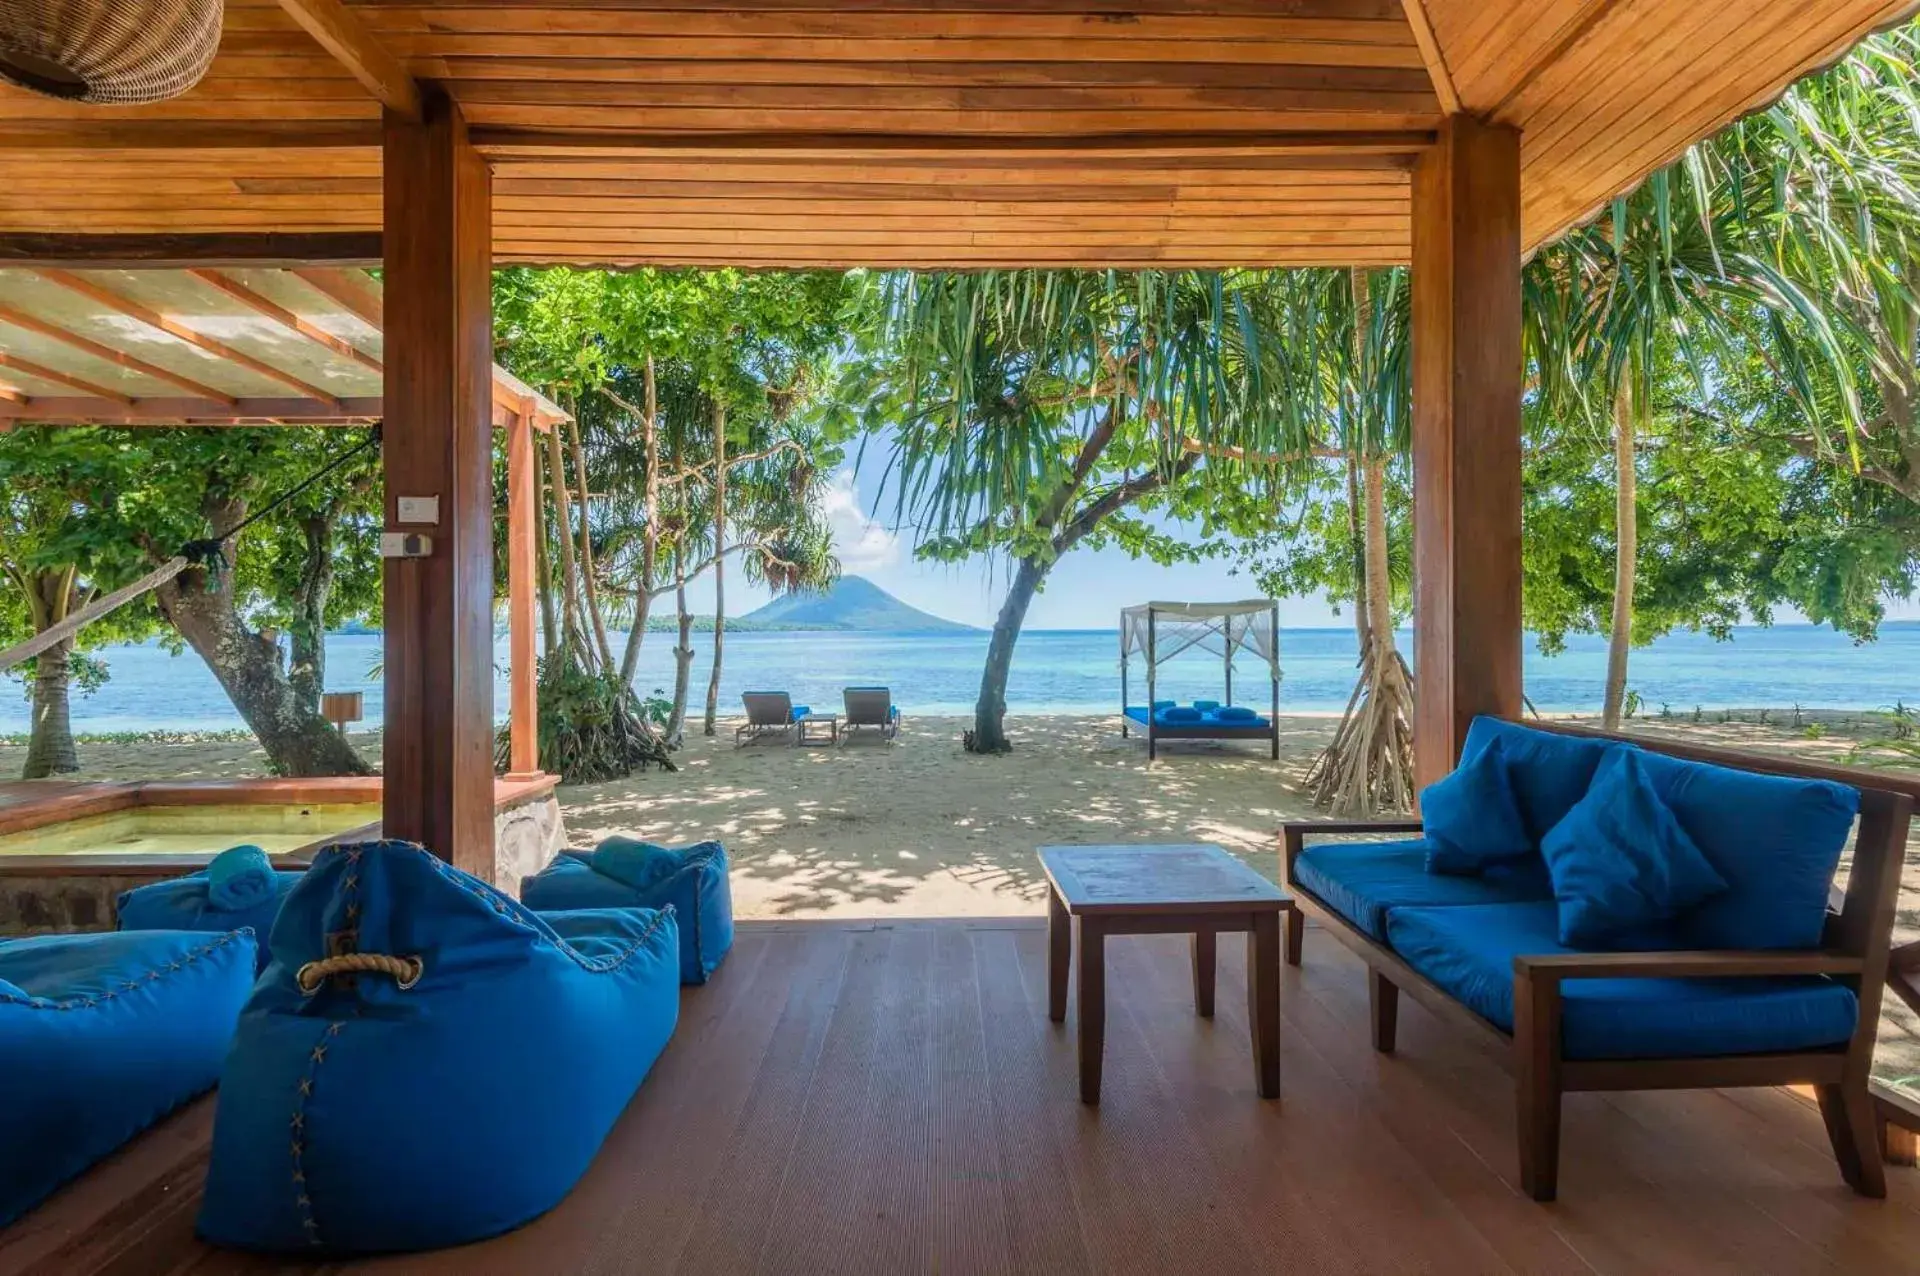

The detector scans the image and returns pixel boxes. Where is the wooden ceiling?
[0,0,1913,267]
[0,266,563,425]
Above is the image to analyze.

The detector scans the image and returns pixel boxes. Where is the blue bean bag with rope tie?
[196,839,680,1254]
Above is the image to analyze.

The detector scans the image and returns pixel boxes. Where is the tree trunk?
[1364,454,1395,662]
[1603,375,1638,729]
[21,568,80,778]
[618,353,661,685]
[288,513,333,718]
[668,539,695,746]
[566,413,617,671]
[156,497,370,777]
[970,555,1048,754]
[703,397,726,736]
[543,422,586,662]
[533,440,559,661]
[1345,451,1370,650]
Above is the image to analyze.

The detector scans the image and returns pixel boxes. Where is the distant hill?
[737,576,976,633]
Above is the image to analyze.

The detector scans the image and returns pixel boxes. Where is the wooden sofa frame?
[1280,723,1915,1202]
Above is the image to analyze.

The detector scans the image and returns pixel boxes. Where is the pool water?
[0,803,381,858]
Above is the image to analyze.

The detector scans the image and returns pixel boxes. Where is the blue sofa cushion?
[0,928,257,1226]
[1421,738,1534,874]
[1385,902,1858,1061]
[1632,751,1858,951]
[1160,706,1203,724]
[1541,750,1728,947]
[521,838,734,984]
[1293,839,1553,942]
[198,840,680,1254]
[1215,705,1259,722]
[117,860,305,972]
[1459,717,1626,845]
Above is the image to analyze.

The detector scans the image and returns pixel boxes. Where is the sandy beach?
[4,710,1916,1083]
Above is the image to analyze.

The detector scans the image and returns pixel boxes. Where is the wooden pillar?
[505,401,540,779]
[381,88,496,878]
[1410,115,1523,789]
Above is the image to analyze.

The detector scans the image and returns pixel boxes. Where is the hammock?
[0,557,190,675]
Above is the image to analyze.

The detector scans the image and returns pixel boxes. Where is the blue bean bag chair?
[520,838,733,985]
[197,840,681,1255]
[117,845,304,972]
[0,927,257,1226]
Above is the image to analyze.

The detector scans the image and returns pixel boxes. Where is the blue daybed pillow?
[1540,749,1729,947]
[198,840,680,1254]
[1193,699,1221,712]
[1421,737,1533,875]
[1160,706,1203,724]
[1216,705,1259,722]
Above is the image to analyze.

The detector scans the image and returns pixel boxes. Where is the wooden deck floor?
[6,918,1919,1276]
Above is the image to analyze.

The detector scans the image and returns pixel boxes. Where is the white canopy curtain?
[1119,600,1282,760]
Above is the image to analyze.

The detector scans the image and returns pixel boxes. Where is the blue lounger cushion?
[1631,750,1858,951]
[0,928,257,1226]
[117,851,304,972]
[1124,705,1274,733]
[198,840,680,1255]
[1293,839,1553,942]
[1459,716,1628,846]
[521,838,734,984]
[1385,901,1858,1061]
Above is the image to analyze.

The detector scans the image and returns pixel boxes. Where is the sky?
[682,450,1920,632]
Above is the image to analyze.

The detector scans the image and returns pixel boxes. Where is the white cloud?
[822,468,902,573]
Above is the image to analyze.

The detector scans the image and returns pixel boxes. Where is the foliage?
[495,655,677,783]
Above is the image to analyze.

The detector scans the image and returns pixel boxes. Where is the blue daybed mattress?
[1124,704,1273,733]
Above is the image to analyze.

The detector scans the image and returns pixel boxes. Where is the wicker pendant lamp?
[0,0,223,103]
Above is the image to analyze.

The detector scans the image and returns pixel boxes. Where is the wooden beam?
[187,269,383,373]
[0,395,380,422]
[505,398,540,779]
[0,233,380,269]
[380,88,496,879]
[292,267,383,325]
[1410,114,1523,789]
[1397,0,1460,115]
[0,351,135,405]
[274,0,423,122]
[470,128,1435,161]
[0,122,380,150]
[0,303,238,404]
[30,269,345,410]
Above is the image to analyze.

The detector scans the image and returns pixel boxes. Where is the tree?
[833,269,1309,754]
[0,428,159,776]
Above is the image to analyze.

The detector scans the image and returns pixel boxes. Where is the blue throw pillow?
[1540,749,1729,948]
[1422,738,1534,875]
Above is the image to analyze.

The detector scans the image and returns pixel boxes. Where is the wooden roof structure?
[0,265,566,427]
[4,1,1915,269]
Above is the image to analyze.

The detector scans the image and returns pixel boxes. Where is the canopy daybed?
[1120,601,1281,761]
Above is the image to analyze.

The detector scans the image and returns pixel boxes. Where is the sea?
[4,623,1917,734]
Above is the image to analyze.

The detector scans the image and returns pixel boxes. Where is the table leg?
[1077,916,1106,1104]
[1190,929,1216,1018]
[1248,913,1281,1100]
[1047,886,1071,1024]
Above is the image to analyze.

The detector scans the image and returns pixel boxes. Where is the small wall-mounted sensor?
[380,531,434,559]
[396,495,441,525]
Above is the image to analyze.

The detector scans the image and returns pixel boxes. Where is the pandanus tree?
[833,269,1310,755]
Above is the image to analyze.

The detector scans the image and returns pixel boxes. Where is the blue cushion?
[203,844,276,910]
[198,840,680,1254]
[1540,750,1728,947]
[1421,737,1534,874]
[1460,717,1625,845]
[1152,699,1176,711]
[1215,705,1258,722]
[1193,699,1221,712]
[1385,902,1858,1061]
[1293,839,1553,942]
[522,838,734,984]
[1160,706,1203,724]
[1632,751,1858,951]
[0,928,257,1226]
[118,864,305,972]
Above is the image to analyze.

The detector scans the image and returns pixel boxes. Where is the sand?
[5,710,1917,1084]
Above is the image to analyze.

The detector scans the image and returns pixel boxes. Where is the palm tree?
[837,269,1313,754]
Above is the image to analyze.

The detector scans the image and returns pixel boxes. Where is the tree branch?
[658,439,805,488]
[1053,452,1199,555]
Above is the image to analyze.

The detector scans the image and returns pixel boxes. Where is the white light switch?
[397,495,440,525]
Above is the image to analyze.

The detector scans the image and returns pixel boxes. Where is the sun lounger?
[842,686,901,743]
[736,690,809,747]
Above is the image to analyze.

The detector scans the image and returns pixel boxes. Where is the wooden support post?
[1410,115,1523,789]
[380,89,496,880]
[505,401,540,779]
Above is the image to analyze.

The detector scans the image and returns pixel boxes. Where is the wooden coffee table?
[1039,843,1292,1103]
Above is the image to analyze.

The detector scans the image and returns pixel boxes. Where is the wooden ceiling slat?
[30,269,346,408]
[0,351,137,404]
[343,0,1406,13]
[458,106,1441,133]
[186,268,384,371]
[0,395,384,422]
[0,303,240,403]
[430,57,1438,90]
[359,10,1416,42]
[443,80,1438,113]
[290,268,385,325]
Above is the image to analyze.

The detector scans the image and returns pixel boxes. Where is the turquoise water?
[6,622,1917,733]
